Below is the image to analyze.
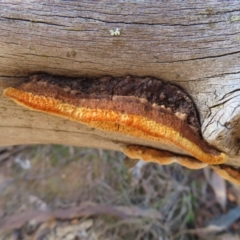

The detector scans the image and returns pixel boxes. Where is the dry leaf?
[206,205,240,233]
[232,184,240,205]
[204,167,227,210]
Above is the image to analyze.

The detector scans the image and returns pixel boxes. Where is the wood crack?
[0,16,67,27]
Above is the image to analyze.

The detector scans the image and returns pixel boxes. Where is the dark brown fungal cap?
[22,73,201,133]
[14,73,224,156]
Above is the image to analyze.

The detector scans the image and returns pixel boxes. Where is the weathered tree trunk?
[1,1,240,165]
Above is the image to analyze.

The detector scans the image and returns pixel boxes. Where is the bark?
[0,1,240,165]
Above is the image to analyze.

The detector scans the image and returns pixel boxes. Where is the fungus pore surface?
[3,74,227,170]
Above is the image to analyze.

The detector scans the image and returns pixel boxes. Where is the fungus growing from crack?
[122,145,207,169]
[4,74,227,173]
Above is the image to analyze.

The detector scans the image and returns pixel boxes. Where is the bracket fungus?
[4,73,238,184]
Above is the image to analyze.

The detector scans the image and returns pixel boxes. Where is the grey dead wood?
[0,1,240,165]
